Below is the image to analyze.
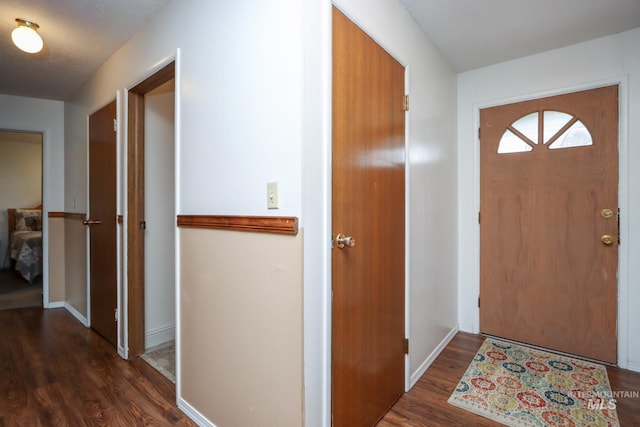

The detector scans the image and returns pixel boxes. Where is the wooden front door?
[88,100,118,347]
[332,7,406,426]
[480,85,619,363]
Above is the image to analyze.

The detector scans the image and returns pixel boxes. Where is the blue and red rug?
[448,338,619,426]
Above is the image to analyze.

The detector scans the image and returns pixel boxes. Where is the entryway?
[479,85,619,363]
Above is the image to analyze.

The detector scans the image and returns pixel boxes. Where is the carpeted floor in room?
[0,270,42,310]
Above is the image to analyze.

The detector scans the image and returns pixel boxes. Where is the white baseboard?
[627,362,640,373]
[145,323,175,349]
[118,345,127,359]
[46,301,65,309]
[178,397,216,427]
[64,302,89,327]
[409,325,460,388]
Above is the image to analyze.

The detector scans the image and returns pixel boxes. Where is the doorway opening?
[126,62,176,384]
[0,130,43,310]
[138,78,176,382]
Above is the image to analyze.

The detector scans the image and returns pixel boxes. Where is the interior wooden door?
[332,7,406,426]
[480,85,619,363]
[88,100,118,348]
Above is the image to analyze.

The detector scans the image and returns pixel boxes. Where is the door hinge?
[402,95,409,112]
[478,297,480,308]
[478,127,481,140]
[140,220,146,230]
[114,308,118,322]
[403,338,409,354]
[113,118,117,132]
[478,211,481,224]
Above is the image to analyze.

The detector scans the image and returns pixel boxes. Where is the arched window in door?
[497,110,593,154]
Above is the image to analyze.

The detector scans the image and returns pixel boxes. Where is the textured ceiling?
[398,0,640,72]
[1,1,639,101]
[0,0,169,101]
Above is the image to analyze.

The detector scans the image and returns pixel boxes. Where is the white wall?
[65,0,303,214]
[144,80,176,349]
[64,0,304,424]
[64,0,458,424]
[302,0,459,424]
[300,1,331,425]
[0,94,64,306]
[458,27,640,371]
[64,101,88,214]
[0,134,42,267]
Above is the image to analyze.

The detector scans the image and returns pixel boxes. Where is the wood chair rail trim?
[177,215,299,235]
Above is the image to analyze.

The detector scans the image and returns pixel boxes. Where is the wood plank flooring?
[2,308,639,426]
[379,332,640,426]
[0,307,196,426]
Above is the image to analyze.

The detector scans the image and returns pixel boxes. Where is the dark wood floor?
[0,307,196,426]
[3,308,639,426]
[379,332,640,426]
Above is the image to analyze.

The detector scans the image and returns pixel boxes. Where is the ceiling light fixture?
[12,18,43,54]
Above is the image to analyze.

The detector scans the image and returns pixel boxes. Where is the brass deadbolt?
[601,209,614,219]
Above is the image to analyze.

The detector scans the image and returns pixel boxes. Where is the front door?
[480,85,619,363]
[88,100,118,347]
[332,6,406,426]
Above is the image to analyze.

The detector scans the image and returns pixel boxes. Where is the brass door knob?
[601,234,614,246]
[335,233,356,249]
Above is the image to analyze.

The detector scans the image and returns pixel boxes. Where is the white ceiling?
[1,1,639,101]
[398,0,640,72]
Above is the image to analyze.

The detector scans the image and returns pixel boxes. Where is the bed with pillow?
[7,206,43,283]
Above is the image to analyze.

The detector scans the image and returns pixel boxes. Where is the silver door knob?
[335,233,356,249]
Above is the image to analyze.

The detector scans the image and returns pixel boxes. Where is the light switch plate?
[267,181,279,209]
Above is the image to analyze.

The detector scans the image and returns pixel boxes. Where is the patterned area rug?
[448,338,619,426]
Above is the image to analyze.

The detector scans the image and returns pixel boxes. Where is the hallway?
[0,307,194,425]
[3,307,640,426]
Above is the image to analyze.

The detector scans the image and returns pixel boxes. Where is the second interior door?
[332,6,406,426]
[88,100,118,347]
